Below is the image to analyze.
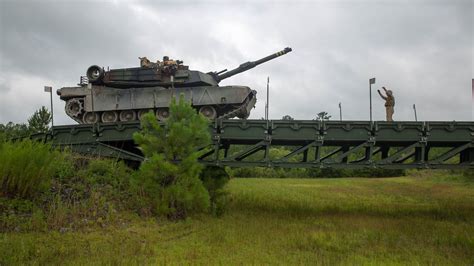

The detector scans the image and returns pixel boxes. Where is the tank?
[57,47,292,124]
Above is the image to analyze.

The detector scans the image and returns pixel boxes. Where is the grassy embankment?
[1,171,473,265]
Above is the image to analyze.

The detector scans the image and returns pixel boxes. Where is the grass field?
[1,172,473,265]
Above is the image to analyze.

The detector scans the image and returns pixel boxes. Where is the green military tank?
[57,47,292,124]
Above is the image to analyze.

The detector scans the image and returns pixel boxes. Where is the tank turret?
[57,48,292,124]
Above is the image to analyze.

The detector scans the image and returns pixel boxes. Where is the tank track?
[67,91,256,124]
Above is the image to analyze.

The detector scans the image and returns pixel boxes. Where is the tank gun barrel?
[215,47,292,82]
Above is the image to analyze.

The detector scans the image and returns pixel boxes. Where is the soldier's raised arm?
[382,86,388,93]
[377,89,387,100]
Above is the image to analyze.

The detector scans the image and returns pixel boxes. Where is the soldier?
[139,56,151,68]
[377,86,395,121]
[139,57,159,68]
[162,56,178,66]
[162,56,178,75]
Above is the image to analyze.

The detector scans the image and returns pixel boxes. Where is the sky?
[0,0,472,125]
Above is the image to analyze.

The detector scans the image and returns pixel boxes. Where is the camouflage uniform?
[378,87,395,121]
[162,56,179,75]
[139,57,159,68]
[139,57,151,68]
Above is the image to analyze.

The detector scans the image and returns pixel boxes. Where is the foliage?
[133,95,211,219]
[281,115,294,120]
[43,157,135,231]
[28,106,52,134]
[0,120,133,232]
[0,153,134,232]
[0,197,47,232]
[81,159,131,189]
[199,166,230,216]
[0,122,30,140]
[316,111,331,121]
[0,106,52,140]
[0,140,61,199]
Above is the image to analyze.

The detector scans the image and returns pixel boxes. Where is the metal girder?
[275,141,315,162]
[35,119,474,169]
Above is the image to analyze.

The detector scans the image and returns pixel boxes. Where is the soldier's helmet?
[387,90,393,95]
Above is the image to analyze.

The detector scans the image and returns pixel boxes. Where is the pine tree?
[133,94,211,219]
[28,106,52,133]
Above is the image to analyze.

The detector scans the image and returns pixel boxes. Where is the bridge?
[37,119,474,169]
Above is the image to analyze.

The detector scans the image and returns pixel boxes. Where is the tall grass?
[0,140,60,199]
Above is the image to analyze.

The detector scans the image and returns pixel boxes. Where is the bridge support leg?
[460,148,474,163]
[381,147,389,159]
[415,147,425,163]
[303,149,308,162]
[341,146,349,163]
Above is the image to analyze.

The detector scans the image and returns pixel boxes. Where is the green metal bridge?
[38,119,474,169]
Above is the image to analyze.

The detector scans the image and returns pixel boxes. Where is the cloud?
[0,0,472,124]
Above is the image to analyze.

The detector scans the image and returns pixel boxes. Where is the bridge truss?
[40,119,474,169]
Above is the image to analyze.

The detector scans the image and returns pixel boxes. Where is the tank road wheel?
[138,109,153,120]
[119,110,137,122]
[65,98,83,117]
[199,106,217,119]
[156,108,170,121]
[82,112,99,124]
[101,111,118,123]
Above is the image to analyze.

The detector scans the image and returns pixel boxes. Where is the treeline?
[1,106,51,140]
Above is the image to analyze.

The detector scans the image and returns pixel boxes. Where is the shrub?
[44,157,133,230]
[0,140,61,199]
[133,95,211,219]
[82,159,131,189]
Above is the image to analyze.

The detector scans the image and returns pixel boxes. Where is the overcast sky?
[0,0,472,125]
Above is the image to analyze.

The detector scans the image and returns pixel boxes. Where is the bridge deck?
[39,120,474,169]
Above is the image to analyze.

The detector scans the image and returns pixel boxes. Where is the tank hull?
[57,85,257,123]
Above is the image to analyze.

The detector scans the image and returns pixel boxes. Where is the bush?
[133,95,212,219]
[0,140,61,199]
[81,159,131,190]
[45,158,133,230]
